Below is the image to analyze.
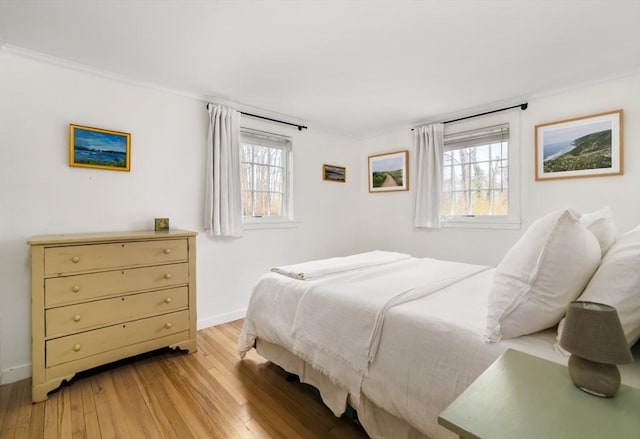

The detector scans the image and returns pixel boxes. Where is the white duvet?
[241,256,488,397]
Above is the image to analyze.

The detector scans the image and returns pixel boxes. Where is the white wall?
[0,51,361,382]
[357,73,640,266]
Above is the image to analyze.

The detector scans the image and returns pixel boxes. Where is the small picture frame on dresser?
[155,218,170,231]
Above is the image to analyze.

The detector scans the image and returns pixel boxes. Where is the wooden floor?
[0,320,369,439]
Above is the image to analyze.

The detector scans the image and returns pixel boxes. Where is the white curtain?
[204,104,243,237]
[413,123,444,229]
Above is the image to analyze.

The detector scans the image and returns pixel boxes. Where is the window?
[441,112,520,229]
[442,124,509,216]
[240,129,293,224]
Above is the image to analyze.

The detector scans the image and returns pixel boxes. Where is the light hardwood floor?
[0,320,369,439]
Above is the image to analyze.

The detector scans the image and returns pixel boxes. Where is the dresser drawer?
[46,310,190,367]
[46,287,189,338]
[45,263,188,307]
[44,239,188,275]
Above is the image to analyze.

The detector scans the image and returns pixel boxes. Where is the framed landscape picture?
[368,150,409,192]
[535,110,623,181]
[322,164,346,182]
[69,124,131,171]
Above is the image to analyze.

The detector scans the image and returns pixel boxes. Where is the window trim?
[240,128,295,226]
[441,110,521,229]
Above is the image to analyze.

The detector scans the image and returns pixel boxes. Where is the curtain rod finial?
[521,103,528,110]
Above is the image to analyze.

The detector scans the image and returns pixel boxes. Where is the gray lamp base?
[567,355,621,398]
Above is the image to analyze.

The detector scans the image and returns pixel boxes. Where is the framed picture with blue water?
[535,109,623,181]
[69,124,131,171]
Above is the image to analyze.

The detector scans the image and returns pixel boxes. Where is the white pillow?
[560,225,640,346]
[485,209,601,342]
[581,206,617,256]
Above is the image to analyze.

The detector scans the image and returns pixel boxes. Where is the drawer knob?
[164,297,172,304]
[73,314,81,322]
[163,248,172,255]
[71,256,80,263]
[165,322,173,329]
[73,344,81,352]
[164,273,172,280]
[72,285,80,293]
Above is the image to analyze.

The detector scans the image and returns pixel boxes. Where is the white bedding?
[239,256,640,439]
[360,268,564,439]
[290,258,488,397]
[271,250,411,280]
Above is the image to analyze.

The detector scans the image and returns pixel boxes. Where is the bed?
[238,209,640,439]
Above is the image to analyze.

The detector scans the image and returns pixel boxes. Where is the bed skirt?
[256,339,440,439]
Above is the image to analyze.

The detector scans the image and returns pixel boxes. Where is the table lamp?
[559,301,633,397]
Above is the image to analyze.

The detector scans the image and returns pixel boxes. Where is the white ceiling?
[1,1,639,138]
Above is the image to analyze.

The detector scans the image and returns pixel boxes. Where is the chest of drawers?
[29,230,197,402]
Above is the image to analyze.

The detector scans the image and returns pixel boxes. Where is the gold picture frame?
[535,110,623,181]
[69,124,131,171]
[322,164,346,182]
[368,150,409,192]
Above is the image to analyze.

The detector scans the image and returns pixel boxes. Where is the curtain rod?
[206,103,308,131]
[411,102,528,131]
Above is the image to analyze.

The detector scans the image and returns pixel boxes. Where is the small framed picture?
[535,110,623,181]
[69,124,131,171]
[155,218,170,231]
[368,150,409,192]
[322,164,346,183]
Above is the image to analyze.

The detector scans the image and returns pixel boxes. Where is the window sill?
[243,220,300,230]
[441,219,521,230]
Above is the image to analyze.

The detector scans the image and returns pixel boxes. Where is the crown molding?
[0,44,308,129]
[527,67,640,102]
[1,44,206,100]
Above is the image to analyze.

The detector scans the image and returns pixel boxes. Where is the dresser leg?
[32,385,50,403]
[32,374,75,403]
[174,338,197,354]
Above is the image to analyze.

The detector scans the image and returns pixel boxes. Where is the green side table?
[438,349,640,439]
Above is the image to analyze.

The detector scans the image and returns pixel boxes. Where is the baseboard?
[1,363,31,385]
[197,308,247,330]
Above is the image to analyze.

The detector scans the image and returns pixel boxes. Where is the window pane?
[255,164,269,192]
[241,163,253,192]
[451,149,467,165]
[269,192,283,216]
[441,191,453,216]
[474,144,490,162]
[491,160,508,190]
[254,192,269,217]
[242,191,253,217]
[241,143,252,162]
[444,151,454,166]
[452,191,469,215]
[452,165,467,191]
[471,162,490,190]
[254,146,270,164]
[470,190,490,215]
[442,166,453,192]
[270,148,283,167]
[489,143,500,161]
[493,190,508,215]
[270,167,283,192]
